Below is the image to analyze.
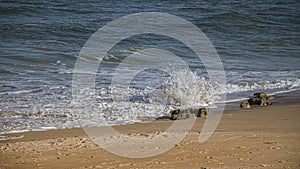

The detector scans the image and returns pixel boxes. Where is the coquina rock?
[177,108,194,120]
[170,109,180,120]
[253,92,268,99]
[197,108,208,117]
[169,108,208,120]
[240,100,251,108]
[240,92,274,108]
[248,97,264,105]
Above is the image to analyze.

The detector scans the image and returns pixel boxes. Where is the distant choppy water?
[1,0,299,133]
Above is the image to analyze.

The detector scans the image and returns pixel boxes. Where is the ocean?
[0,0,299,134]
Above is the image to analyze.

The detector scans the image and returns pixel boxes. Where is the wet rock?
[177,108,194,119]
[249,93,271,106]
[170,114,177,120]
[156,115,171,120]
[240,92,275,108]
[197,108,208,117]
[169,107,208,120]
[248,97,263,105]
[260,97,268,106]
[170,109,194,120]
[170,109,180,120]
[254,92,268,99]
[240,100,251,108]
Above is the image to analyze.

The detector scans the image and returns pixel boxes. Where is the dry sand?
[0,92,300,169]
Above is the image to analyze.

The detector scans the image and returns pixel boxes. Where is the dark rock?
[169,107,209,120]
[170,109,180,115]
[244,92,275,107]
[240,100,251,108]
[248,96,268,106]
[170,114,178,120]
[248,97,261,105]
[177,108,193,119]
[156,115,171,120]
[260,97,267,106]
[197,108,208,117]
[170,109,180,120]
[253,92,268,98]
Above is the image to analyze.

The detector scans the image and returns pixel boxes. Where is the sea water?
[0,0,299,134]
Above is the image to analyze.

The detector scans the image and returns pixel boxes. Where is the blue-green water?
[0,0,299,133]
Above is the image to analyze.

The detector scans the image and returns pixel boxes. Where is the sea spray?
[163,68,221,109]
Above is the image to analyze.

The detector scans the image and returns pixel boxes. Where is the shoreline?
[1,90,300,168]
[1,88,299,136]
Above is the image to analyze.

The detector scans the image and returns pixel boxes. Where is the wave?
[225,78,300,94]
[1,67,299,134]
[0,4,45,15]
[208,11,246,20]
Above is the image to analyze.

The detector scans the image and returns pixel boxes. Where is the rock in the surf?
[156,115,172,120]
[197,108,208,117]
[253,92,268,99]
[168,107,209,120]
[169,108,197,120]
[240,100,251,108]
[241,92,275,108]
[248,97,267,105]
[170,109,180,120]
[177,108,193,119]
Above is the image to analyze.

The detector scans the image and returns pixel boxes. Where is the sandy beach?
[1,92,300,169]
[1,0,299,168]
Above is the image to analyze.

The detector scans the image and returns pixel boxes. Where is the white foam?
[1,68,300,134]
[224,78,300,94]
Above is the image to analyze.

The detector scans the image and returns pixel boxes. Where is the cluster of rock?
[169,108,208,120]
[156,107,208,120]
[240,92,275,109]
[157,92,276,120]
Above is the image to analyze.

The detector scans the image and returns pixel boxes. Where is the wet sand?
[1,92,300,169]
